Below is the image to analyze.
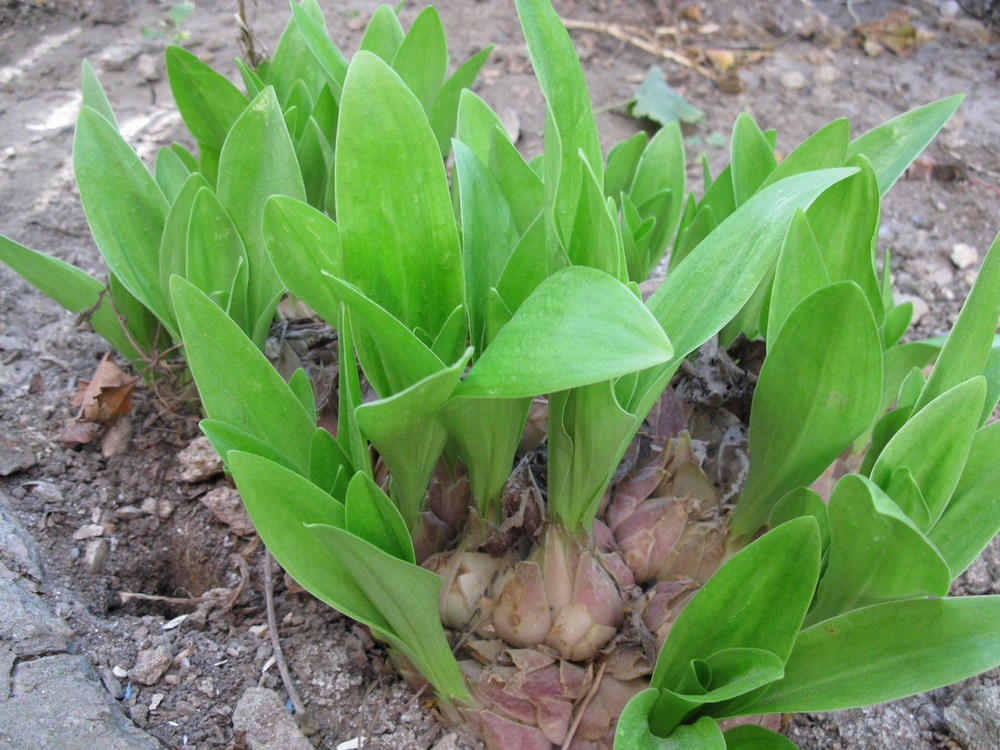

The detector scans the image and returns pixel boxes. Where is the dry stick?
[563,19,718,82]
[561,659,609,750]
[263,550,308,719]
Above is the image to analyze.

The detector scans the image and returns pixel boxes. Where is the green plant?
[141,0,197,45]
[0,0,488,371]
[170,0,1000,748]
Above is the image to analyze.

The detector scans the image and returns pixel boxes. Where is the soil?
[1,0,999,749]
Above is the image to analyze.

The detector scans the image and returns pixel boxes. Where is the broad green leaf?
[283,79,314,140]
[428,45,493,157]
[881,302,913,349]
[165,45,247,150]
[870,377,986,526]
[356,350,471,528]
[628,66,706,127]
[805,155,883,320]
[768,487,831,554]
[617,692,726,750]
[929,421,1000,577]
[0,235,141,361]
[74,106,172,327]
[154,147,190,204]
[457,266,673,399]
[309,426,351,495]
[723,725,797,750]
[668,203,716,273]
[266,9,327,103]
[806,475,950,624]
[185,187,249,328]
[158,171,211,318]
[288,368,315,419]
[495,215,551,313]
[307,522,467,700]
[169,142,199,172]
[290,0,349,99]
[739,596,1000,714]
[766,209,829,339]
[487,127,546,234]
[171,276,314,472]
[296,116,332,208]
[199,419,298,474]
[846,94,963,195]
[878,341,938,416]
[263,195,342,326]
[217,86,306,343]
[337,52,463,341]
[652,518,821,689]
[884,466,930,530]
[236,58,265,98]
[359,4,405,60]
[732,283,883,536]
[731,113,777,207]
[515,0,602,235]
[912,231,1000,414]
[567,156,621,277]
[631,121,685,263]
[456,89,508,167]
[759,118,849,190]
[392,5,448,111]
[344,472,415,564]
[454,140,519,354]
[605,132,647,201]
[80,59,118,128]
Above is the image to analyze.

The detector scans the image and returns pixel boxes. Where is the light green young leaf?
[337,52,463,341]
[74,106,172,328]
[458,266,673,399]
[723,725,798,750]
[929,421,1000,577]
[80,59,118,128]
[605,132,647,201]
[884,466,930,530]
[759,118,849,191]
[236,59,265,98]
[515,0,602,235]
[158,172,211,318]
[392,5,448,111]
[266,7,327,103]
[912,231,1000,415]
[738,596,1000,714]
[171,276,314,473]
[344,472,415,564]
[185,187,249,328]
[870,377,986,527]
[495,215,552,314]
[154,147,191,204]
[359,4,405,59]
[307,522,467,700]
[0,235,141,362]
[731,113,777,207]
[287,368,315,419]
[732,283,883,536]
[296,116,332,208]
[768,487,831,554]
[652,518,821,689]
[807,474,950,624]
[567,155,622,277]
[846,94,963,195]
[199,419,299,474]
[631,121,685,263]
[165,45,247,150]
[487,127,546,234]
[881,302,913,349]
[628,66,706,127]
[617,691,725,750]
[217,86,306,344]
[878,341,938,415]
[428,45,493,157]
[456,89,508,166]
[290,0,349,100]
[766,209,829,339]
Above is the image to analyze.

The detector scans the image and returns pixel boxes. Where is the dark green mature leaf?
[457,266,673,399]
[80,59,118,128]
[428,45,493,157]
[392,5,448,111]
[171,276,314,473]
[165,46,247,150]
[731,113,777,207]
[732,283,883,536]
[515,0,602,235]
[738,596,1000,714]
[723,725,797,749]
[929,421,1000,577]
[807,474,950,624]
[263,195,342,326]
[870,377,986,527]
[307,523,467,700]
[912,231,1000,414]
[846,94,963,195]
[336,52,463,341]
[617,692,725,750]
[0,235,141,361]
[805,155,883,320]
[652,518,821,689]
[453,140,519,354]
[217,87,305,344]
[74,106,172,330]
[628,66,705,127]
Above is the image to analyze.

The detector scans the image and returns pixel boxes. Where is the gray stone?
[951,242,979,269]
[232,687,313,750]
[0,654,163,749]
[129,646,172,686]
[780,71,807,90]
[0,497,44,580]
[200,488,256,536]
[82,538,110,574]
[0,437,36,476]
[177,436,223,483]
[944,685,1000,750]
[0,562,73,657]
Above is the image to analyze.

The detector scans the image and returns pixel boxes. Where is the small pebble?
[130,646,173,686]
[939,0,961,19]
[898,293,931,324]
[813,64,838,84]
[115,505,143,520]
[780,71,807,90]
[112,665,129,679]
[950,242,978,269]
[177,436,223,483]
[157,498,175,520]
[73,524,105,541]
[140,497,158,515]
[82,538,109,574]
[149,693,164,711]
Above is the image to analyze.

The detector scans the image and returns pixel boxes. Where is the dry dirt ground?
[1,0,999,748]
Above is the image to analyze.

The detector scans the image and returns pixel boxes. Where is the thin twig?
[562,659,608,750]
[563,18,717,81]
[264,550,308,718]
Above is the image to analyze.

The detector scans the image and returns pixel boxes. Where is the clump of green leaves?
[91,0,1000,747]
[0,0,488,372]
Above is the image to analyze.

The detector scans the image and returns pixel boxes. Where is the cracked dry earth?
[1,0,1000,748]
